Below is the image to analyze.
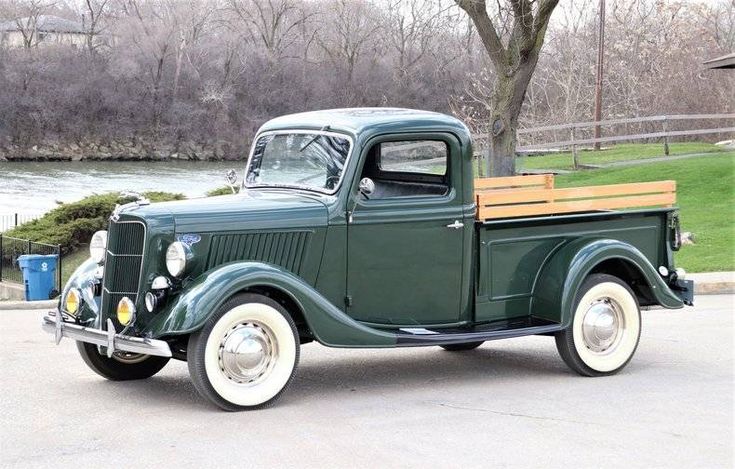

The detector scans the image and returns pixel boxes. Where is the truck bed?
[474,207,675,323]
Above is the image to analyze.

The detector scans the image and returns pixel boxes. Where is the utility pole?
[593,0,605,151]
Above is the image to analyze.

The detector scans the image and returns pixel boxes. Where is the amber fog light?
[64,288,81,315]
[117,297,136,326]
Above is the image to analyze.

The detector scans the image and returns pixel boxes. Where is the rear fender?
[144,261,396,347]
[531,238,683,328]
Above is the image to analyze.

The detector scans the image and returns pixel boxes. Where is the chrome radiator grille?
[101,220,146,327]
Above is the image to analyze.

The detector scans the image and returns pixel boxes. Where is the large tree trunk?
[456,0,559,177]
[488,62,536,176]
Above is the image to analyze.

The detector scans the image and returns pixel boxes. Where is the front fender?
[144,261,396,347]
[61,257,101,326]
[531,238,683,328]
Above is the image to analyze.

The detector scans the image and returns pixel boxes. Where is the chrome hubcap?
[582,298,624,353]
[111,351,149,364]
[218,322,277,385]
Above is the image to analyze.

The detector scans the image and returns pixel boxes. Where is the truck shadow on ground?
[290,345,572,399]
[96,342,579,410]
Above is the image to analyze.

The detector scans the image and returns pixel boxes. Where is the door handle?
[446,220,464,229]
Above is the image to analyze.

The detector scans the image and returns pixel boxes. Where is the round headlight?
[117,297,136,326]
[89,230,108,264]
[166,241,189,277]
[64,288,81,315]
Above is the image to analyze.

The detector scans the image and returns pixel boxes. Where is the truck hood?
[131,190,329,232]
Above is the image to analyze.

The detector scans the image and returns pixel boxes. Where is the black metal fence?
[0,235,62,298]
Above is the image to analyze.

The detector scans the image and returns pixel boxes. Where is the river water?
[0,160,241,215]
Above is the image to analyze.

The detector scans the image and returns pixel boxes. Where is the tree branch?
[455,0,507,71]
[533,0,559,37]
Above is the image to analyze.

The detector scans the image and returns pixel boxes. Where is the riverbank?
[0,160,235,213]
[0,138,247,161]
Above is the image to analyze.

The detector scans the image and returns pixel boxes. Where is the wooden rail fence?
[472,113,735,171]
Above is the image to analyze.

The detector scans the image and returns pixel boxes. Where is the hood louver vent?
[206,231,312,274]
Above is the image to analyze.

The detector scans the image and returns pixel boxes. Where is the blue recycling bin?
[17,254,58,301]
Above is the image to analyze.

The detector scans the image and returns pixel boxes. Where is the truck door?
[346,134,466,326]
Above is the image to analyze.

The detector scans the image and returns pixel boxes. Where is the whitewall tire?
[187,293,299,411]
[555,274,641,376]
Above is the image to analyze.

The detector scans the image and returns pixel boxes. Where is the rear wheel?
[440,341,484,351]
[555,274,641,377]
[187,293,300,411]
[77,342,169,381]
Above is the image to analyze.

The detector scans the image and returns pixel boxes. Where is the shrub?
[206,186,239,196]
[6,192,184,254]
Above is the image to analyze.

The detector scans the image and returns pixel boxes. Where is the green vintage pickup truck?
[43,108,693,410]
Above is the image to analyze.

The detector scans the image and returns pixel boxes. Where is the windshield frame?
[243,129,355,195]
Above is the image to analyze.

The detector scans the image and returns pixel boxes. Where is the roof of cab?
[258,108,470,142]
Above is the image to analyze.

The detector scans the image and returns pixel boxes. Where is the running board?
[395,317,562,347]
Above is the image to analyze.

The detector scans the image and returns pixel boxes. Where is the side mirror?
[225,169,238,193]
[359,177,375,199]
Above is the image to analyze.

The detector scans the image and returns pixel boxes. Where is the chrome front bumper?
[42,310,172,358]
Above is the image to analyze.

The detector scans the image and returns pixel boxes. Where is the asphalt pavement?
[1,295,732,468]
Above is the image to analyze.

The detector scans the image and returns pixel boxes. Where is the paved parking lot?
[1,295,732,468]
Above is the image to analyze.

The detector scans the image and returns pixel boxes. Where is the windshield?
[245,132,352,194]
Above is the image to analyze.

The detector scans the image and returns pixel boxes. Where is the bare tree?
[384,0,448,79]
[227,0,313,61]
[456,0,559,176]
[317,0,383,82]
[81,0,110,53]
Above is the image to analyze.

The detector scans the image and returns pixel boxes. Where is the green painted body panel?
[59,109,687,349]
[344,132,472,326]
[530,236,683,329]
[143,262,396,347]
[475,209,680,323]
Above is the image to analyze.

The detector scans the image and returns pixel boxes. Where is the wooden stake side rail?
[475,174,676,220]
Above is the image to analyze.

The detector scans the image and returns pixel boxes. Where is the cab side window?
[360,140,449,199]
[379,141,447,176]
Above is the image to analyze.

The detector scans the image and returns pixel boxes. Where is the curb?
[689,272,735,295]
[0,299,56,311]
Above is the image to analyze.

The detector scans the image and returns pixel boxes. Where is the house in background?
[0,15,87,48]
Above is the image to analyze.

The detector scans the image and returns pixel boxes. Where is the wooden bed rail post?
[545,174,554,204]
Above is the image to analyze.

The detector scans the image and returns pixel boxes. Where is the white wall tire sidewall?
[204,303,296,407]
[572,281,640,373]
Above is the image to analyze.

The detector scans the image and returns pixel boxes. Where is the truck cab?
[44,108,693,411]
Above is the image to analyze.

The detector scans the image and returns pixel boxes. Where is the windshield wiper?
[299,125,330,152]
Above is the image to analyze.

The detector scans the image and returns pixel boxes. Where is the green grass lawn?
[517,142,728,171]
[555,153,735,273]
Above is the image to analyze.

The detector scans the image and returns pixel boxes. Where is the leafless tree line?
[0,0,732,156]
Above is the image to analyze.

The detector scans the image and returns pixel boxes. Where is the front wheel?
[77,342,170,381]
[187,293,300,411]
[555,274,641,377]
